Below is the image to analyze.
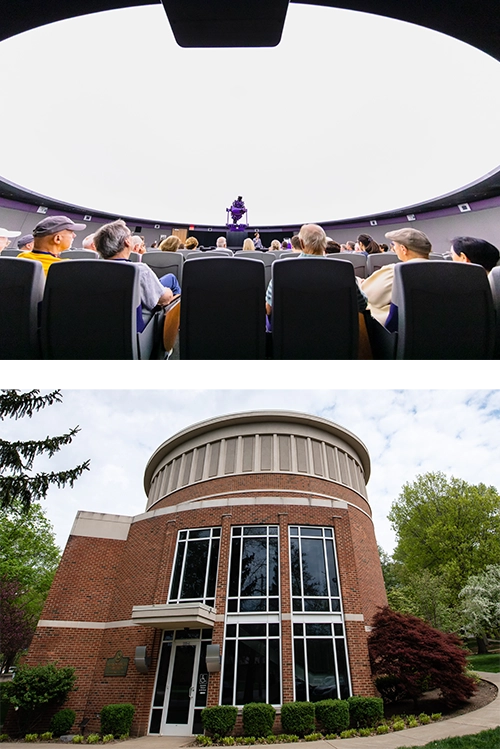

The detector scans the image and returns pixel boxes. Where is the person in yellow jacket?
[18,215,86,275]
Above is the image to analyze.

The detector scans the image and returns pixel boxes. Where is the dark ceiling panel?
[160,0,290,47]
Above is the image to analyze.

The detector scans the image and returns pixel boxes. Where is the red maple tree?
[368,606,477,708]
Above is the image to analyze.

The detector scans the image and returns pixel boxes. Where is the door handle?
[189,686,195,698]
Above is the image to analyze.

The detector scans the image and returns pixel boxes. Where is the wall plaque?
[104,650,129,677]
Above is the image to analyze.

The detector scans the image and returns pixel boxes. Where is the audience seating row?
[1,255,498,360]
[0,258,168,359]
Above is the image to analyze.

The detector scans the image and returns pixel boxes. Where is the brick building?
[26,411,387,736]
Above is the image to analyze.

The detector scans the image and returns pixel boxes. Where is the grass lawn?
[406,727,500,749]
[467,653,500,673]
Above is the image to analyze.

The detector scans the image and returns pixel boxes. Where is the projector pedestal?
[227,230,248,250]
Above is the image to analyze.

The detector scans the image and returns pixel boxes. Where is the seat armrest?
[367,316,397,359]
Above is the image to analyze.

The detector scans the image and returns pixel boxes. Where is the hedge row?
[201,697,384,738]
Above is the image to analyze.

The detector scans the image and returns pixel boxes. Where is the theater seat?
[1,248,22,257]
[142,250,184,286]
[60,249,99,259]
[489,266,500,357]
[180,257,266,359]
[366,252,400,276]
[370,261,495,359]
[0,257,45,359]
[187,249,232,258]
[40,260,164,359]
[235,250,273,287]
[328,253,367,278]
[271,257,359,359]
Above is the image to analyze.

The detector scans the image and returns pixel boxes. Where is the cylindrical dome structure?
[23,411,387,738]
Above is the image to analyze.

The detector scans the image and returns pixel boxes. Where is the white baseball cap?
[0,227,22,238]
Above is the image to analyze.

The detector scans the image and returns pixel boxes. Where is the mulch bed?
[384,677,498,720]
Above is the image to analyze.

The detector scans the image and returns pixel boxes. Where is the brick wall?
[26,474,386,734]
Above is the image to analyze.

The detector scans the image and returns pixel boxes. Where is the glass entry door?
[162,641,199,735]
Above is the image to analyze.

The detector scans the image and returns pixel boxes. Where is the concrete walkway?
[3,673,498,749]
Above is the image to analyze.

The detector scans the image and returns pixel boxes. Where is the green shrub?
[376,725,389,734]
[358,728,372,737]
[72,736,84,744]
[277,735,299,743]
[87,734,100,743]
[347,697,383,729]
[25,734,39,742]
[324,734,338,740]
[9,664,76,712]
[50,708,77,736]
[339,729,356,738]
[304,733,322,741]
[100,704,135,738]
[196,735,213,746]
[0,735,9,743]
[0,683,12,728]
[242,703,276,738]
[431,713,442,721]
[408,717,418,728]
[314,699,349,734]
[393,720,405,731]
[419,713,431,725]
[280,702,315,737]
[221,737,235,745]
[119,734,129,741]
[265,735,276,744]
[201,706,238,737]
[102,735,114,744]
[40,732,53,740]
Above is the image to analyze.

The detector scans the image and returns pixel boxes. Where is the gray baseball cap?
[17,234,34,249]
[33,215,86,237]
[385,228,432,254]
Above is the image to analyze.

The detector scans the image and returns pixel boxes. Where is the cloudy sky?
[1,4,500,225]
[2,388,499,558]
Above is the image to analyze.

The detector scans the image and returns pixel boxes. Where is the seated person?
[450,236,499,272]
[360,227,431,330]
[93,220,180,313]
[17,234,34,252]
[0,226,21,253]
[265,223,368,319]
[159,235,181,252]
[184,236,199,251]
[18,215,86,274]
[325,239,341,254]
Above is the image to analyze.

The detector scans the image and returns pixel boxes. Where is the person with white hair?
[216,236,227,248]
[131,235,147,256]
[82,233,96,251]
[265,223,367,316]
[0,226,21,253]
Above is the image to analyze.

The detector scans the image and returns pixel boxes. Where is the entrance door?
[162,641,199,735]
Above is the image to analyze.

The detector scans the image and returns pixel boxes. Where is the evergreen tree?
[0,389,90,513]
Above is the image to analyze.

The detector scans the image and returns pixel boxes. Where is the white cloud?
[2,389,498,558]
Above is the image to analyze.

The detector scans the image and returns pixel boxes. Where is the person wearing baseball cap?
[0,227,21,253]
[17,215,86,275]
[17,234,34,252]
[360,227,432,329]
